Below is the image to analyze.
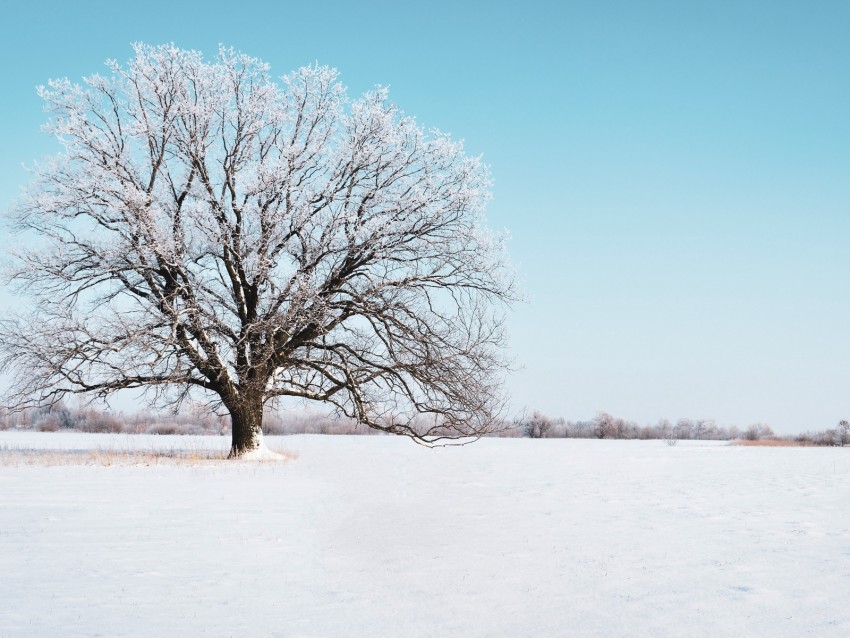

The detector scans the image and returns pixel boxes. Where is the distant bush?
[518,411,555,438]
[792,421,850,447]
[35,413,62,432]
[743,423,775,441]
[144,423,178,435]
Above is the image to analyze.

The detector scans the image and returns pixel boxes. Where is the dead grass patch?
[0,447,298,466]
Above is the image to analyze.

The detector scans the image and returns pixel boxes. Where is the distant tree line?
[512,410,850,446]
[0,401,373,436]
[1,403,848,446]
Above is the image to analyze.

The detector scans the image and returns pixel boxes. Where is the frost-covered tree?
[0,44,515,458]
[519,410,554,439]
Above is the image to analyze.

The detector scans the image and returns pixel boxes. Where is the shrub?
[742,423,775,441]
[520,411,555,439]
[35,414,61,432]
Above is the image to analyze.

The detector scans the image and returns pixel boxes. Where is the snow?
[237,439,289,461]
[1,434,849,637]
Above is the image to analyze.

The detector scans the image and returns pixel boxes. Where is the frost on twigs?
[0,43,516,458]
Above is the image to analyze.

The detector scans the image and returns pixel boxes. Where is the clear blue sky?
[1,0,848,432]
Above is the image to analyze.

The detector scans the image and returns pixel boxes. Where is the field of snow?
[1,433,849,637]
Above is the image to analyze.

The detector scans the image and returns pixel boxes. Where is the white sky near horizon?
[1,0,849,433]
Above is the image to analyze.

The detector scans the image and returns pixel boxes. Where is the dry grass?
[732,439,818,447]
[0,447,298,466]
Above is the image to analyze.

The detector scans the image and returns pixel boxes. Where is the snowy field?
[1,433,849,637]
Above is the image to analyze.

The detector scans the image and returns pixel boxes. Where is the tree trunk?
[228,399,265,458]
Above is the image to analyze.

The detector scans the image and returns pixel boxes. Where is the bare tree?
[835,420,849,446]
[742,423,775,441]
[0,44,515,457]
[519,410,554,439]
[592,411,627,439]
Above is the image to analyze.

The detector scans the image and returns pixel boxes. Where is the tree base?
[228,440,286,461]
